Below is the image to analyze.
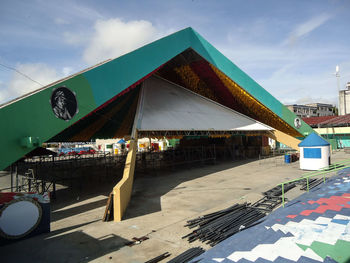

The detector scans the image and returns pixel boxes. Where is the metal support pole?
[15,165,18,192]
[213,144,216,164]
[28,177,31,192]
[10,164,13,192]
[306,177,309,192]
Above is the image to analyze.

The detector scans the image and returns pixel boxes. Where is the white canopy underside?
[136,76,273,132]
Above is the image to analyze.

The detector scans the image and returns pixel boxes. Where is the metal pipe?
[144,252,170,263]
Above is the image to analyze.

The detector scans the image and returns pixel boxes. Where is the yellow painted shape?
[174,65,217,101]
[113,136,138,222]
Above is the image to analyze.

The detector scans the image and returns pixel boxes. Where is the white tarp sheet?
[136,76,273,132]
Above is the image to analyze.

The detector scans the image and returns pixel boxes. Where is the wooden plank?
[102,192,113,222]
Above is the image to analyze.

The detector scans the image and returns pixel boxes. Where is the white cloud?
[258,68,340,106]
[0,63,60,104]
[0,80,7,103]
[62,66,73,77]
[1,17,165,104]
[82,18,160,65]
[284,13,332,46]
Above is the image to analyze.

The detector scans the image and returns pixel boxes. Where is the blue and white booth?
[299,133,330,170]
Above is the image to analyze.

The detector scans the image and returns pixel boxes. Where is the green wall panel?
[0,75,96,170]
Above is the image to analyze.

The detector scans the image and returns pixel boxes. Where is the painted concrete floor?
[194,168,350,263]
[1,151,349,262]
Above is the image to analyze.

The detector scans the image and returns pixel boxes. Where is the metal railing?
[280,158,350,207]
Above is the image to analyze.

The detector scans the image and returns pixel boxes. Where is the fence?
[279,158,350,207]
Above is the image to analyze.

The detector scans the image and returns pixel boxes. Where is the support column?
[113,132,138,222]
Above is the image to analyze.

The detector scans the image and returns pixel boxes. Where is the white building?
[299,133,331,171]
[286,103,334,118]
[339,82,350,116]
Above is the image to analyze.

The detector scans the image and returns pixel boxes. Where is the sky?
[0,0,349,106]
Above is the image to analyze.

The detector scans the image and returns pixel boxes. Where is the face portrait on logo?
[50,87,78,121]
[294,117,301,129]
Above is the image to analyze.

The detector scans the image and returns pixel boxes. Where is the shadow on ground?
[0,220,128,263]
[124,158,256,220]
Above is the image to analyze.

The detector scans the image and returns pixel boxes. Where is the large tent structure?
[0,27,314,220]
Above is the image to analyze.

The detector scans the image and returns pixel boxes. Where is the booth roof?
[298,132,330,147]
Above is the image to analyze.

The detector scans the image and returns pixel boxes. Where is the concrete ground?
[1,150,349,263]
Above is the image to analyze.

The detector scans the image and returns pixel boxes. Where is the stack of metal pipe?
[262,182,296,197]
[167,247,205,263]
[183,203,265,246]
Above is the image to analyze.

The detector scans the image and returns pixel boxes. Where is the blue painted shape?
[299,132,330,147]
[331,219,349,225]
[304,148,321,159]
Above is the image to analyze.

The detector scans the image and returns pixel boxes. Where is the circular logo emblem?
[50,87,78,121]
[294,117,301,129]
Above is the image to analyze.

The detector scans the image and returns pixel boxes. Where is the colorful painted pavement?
[193,168,350,263]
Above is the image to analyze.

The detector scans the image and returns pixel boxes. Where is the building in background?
[286,103,334,118]
[339,82,350,116]
[303,114,350,149]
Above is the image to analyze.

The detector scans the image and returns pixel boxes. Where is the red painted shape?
[0,192,35,203]
[300,194,350,216]
[190,60,237,109]
[286,215,298,219]
[0,192,17,203]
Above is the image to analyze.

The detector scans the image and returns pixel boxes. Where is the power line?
[0,62,44,86]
